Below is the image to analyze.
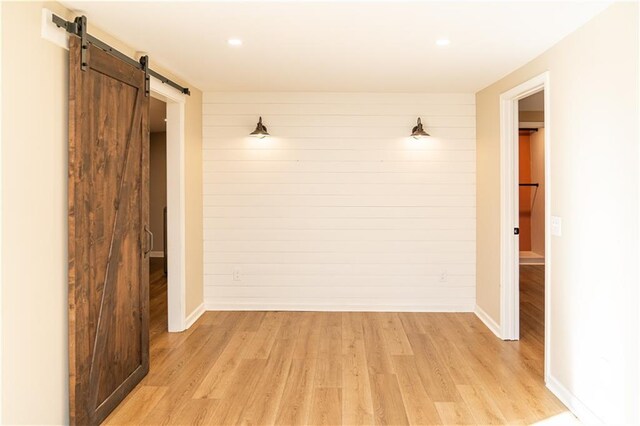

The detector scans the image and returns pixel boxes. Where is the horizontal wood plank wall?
[202,93,476,311]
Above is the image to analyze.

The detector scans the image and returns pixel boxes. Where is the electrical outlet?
[439,270,448,283]
[233,268,241,281]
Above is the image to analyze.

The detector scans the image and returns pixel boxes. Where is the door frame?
[499,71,551,376]
[149,78,188,332]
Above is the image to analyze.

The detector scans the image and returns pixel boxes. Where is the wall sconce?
[249,117,270,138]
[411,117,430,139]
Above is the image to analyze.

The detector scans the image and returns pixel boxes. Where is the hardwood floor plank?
[341,312,365,350]
[392,356,442,425]
[309,388,342,426]
[342,339,374,425]
[407,333,460,402]
[274,358,318,426]
[315,356,342,388]
[103,386,167,425]
[424,315,478,386]
[362,314,394,375]
[243,312,284,359]
[277,312,303,340]
[172,399,221,426]
[458,316,565,421]
[240,339,296,425]
[293,312,323,359]
[380,313,414,355]
[370,373,410,425]
[239,311,266,332]
[197,310,232,327]
[149,318,197,351]
[208,359,268,425]
[142,315,247,424]
[434,402,476,426]
[104,262,569,425]
[457,384,507,425]
[317,313,343,358]
[397,312,426,335]
[192,330,256,399]
[443,325,537,422]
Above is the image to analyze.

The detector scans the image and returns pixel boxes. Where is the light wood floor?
[104,262,567,425]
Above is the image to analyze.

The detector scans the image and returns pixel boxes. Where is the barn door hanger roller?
[51,14,191,97]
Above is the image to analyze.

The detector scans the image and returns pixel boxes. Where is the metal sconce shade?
[250,116,270,138]
[411,117,430,139]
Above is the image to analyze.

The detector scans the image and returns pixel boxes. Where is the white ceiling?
[61,1,611,93]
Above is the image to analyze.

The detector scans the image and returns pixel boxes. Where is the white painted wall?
[203,93,476,311]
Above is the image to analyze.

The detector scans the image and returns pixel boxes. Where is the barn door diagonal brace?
[52,13,191,95]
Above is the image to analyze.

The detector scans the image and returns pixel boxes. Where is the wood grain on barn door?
[68,36,150,425]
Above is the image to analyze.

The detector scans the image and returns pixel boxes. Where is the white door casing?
[499,72,551,383]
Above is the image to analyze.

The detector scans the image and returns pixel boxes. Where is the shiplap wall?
[203,93,476,311]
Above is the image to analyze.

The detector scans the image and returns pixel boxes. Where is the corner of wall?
[546,375,603,424]
[185,87,204,315]
[474,304,501,338]
[184,302,205,329]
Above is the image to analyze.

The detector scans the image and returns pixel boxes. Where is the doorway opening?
[150,76,187,333]
[149,97,168,332]
[499,72,551,380]
[518,90,546,376]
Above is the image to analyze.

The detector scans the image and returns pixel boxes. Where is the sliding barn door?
[68,36,150,425]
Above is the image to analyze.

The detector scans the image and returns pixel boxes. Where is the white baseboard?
[184,303,205,329]
[150,251,165,258]
[546,374,603,425]
[204,300,474,312]
[474,304,502,339]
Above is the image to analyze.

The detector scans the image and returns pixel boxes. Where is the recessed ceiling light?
[228,38,243,47]
[436,38,450,47]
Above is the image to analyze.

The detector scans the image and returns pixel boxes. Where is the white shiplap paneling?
[202,92,476,311]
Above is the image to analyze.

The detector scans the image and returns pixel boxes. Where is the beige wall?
[150,132,167,252]
[476,3,638,423]
[184,89,203,314]
[0,2,203,423]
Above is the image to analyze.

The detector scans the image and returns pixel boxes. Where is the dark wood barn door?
[68,36,150,425]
